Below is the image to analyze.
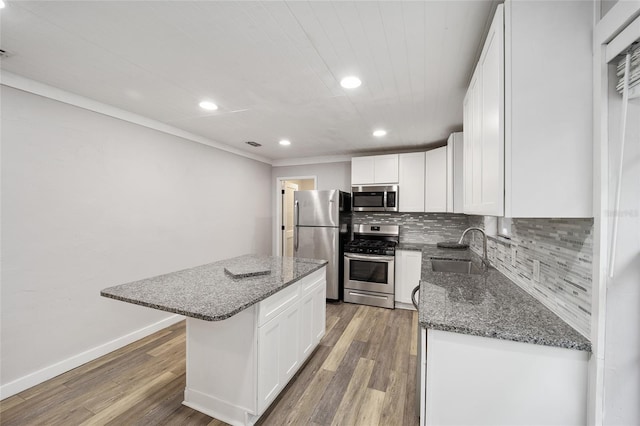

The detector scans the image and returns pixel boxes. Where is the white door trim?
[273,176,317,256]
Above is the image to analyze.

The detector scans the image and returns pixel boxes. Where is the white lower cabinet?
[257,302,301,413]
[420,328,589,426]
[183,267,326,426]
[395,250,422,309]
[299,276,326,361]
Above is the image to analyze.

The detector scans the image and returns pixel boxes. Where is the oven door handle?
[344,253,395,261]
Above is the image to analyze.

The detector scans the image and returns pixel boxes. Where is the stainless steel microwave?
[351,185,399,212]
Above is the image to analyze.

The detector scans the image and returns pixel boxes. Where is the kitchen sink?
[431,259,483,275]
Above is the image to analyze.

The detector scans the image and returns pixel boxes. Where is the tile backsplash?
[467,216,593,338]
[351,212,593,338]
[352,212,469,244]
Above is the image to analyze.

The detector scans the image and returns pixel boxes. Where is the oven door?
[344,253,395,295]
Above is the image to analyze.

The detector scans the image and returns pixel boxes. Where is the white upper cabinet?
[351,154,399,185]
[463,1,592,218]
[425,146,448,212]
[399,152,425,212]
[447,133,464,213]
[463,6,504,216]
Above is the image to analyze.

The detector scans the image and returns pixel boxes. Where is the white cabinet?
[446,133,464,213]
[258,302,301,412]
[351,156,375,184]
[422,329,589,425]
[351,154,399,184]
[300,274,326,360]
[395,249,422,310]
[399,152,425,212]
[425,146,448,212]
[463,5,504,216]
[463,1,592,217]
[184,267,326,426]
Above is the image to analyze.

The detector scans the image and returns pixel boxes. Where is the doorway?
[275,177,316,257]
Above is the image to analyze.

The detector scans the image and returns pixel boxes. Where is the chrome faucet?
[458,227,490,268]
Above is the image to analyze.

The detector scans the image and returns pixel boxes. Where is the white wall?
[0,86,272,396]
[272,161,351,192]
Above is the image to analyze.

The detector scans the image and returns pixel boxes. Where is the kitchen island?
[101,254,327,426]
[399,244,591,426]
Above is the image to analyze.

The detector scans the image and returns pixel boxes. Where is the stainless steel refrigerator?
[293,190,351,300]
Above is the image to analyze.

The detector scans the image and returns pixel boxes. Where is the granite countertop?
[412,244,591,352]
[101,254,327,321]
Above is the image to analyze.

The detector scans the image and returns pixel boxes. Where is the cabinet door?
[312,279,326,343]
[447,133,464,213]
[478,4,504,216]
[463,5,504,216]
[374,154,399,184]
[399,152,425,212]
[395,250,422,306]
[279,303,300,383]
[258,318,281,413]
[351,156,375,185]
[258,303,300,413]
[463,85,474,212]
[300,290,314,360]
[425,147,447,212]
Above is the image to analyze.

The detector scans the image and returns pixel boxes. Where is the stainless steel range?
[343,224,399,309]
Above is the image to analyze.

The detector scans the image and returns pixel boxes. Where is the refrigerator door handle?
[294,200,299,252]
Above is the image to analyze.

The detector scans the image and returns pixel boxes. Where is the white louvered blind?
[616,43,640,98]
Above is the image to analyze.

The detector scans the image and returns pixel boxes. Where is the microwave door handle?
[294,200,299,252]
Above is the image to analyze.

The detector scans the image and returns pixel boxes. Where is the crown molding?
[271,154,352,167]
[0,71,273,165]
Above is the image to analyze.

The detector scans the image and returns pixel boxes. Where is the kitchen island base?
[183,268,326,426]
[420,328,589,426]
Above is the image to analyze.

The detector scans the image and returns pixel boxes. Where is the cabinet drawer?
[258,283,299,327]
[299,269,326,297]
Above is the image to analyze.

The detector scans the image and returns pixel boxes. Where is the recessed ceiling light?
[279,139,291,146]
[0,1,5,9]
[340,76,362,89]
[199,101,218,111]
[373,129,387,137]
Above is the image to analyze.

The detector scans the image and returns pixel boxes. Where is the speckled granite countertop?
[407,243,591,352]
[101,254,327,321]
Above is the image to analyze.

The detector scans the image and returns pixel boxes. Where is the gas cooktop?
[344,239,397,255]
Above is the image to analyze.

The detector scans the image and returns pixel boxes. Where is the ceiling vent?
[245,141,262,147]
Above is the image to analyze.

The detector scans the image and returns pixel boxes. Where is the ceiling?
[0,1,497,164]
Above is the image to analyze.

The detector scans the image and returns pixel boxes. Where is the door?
[294,226,339,299]
[282,182,298,257]
[294,190,339,227]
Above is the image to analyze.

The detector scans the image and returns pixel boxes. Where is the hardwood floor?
[0,302,419,426]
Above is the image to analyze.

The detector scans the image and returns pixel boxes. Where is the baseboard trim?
[0,314,184,400]
[184,388,256,426]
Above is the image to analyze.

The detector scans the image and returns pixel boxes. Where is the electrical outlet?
[533,260,540,282]
[511,246,517,267]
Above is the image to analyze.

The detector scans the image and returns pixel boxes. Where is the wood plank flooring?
[0,302,419,426]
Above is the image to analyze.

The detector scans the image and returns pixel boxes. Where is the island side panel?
[424,328,589,426]
[184,307,258,425]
